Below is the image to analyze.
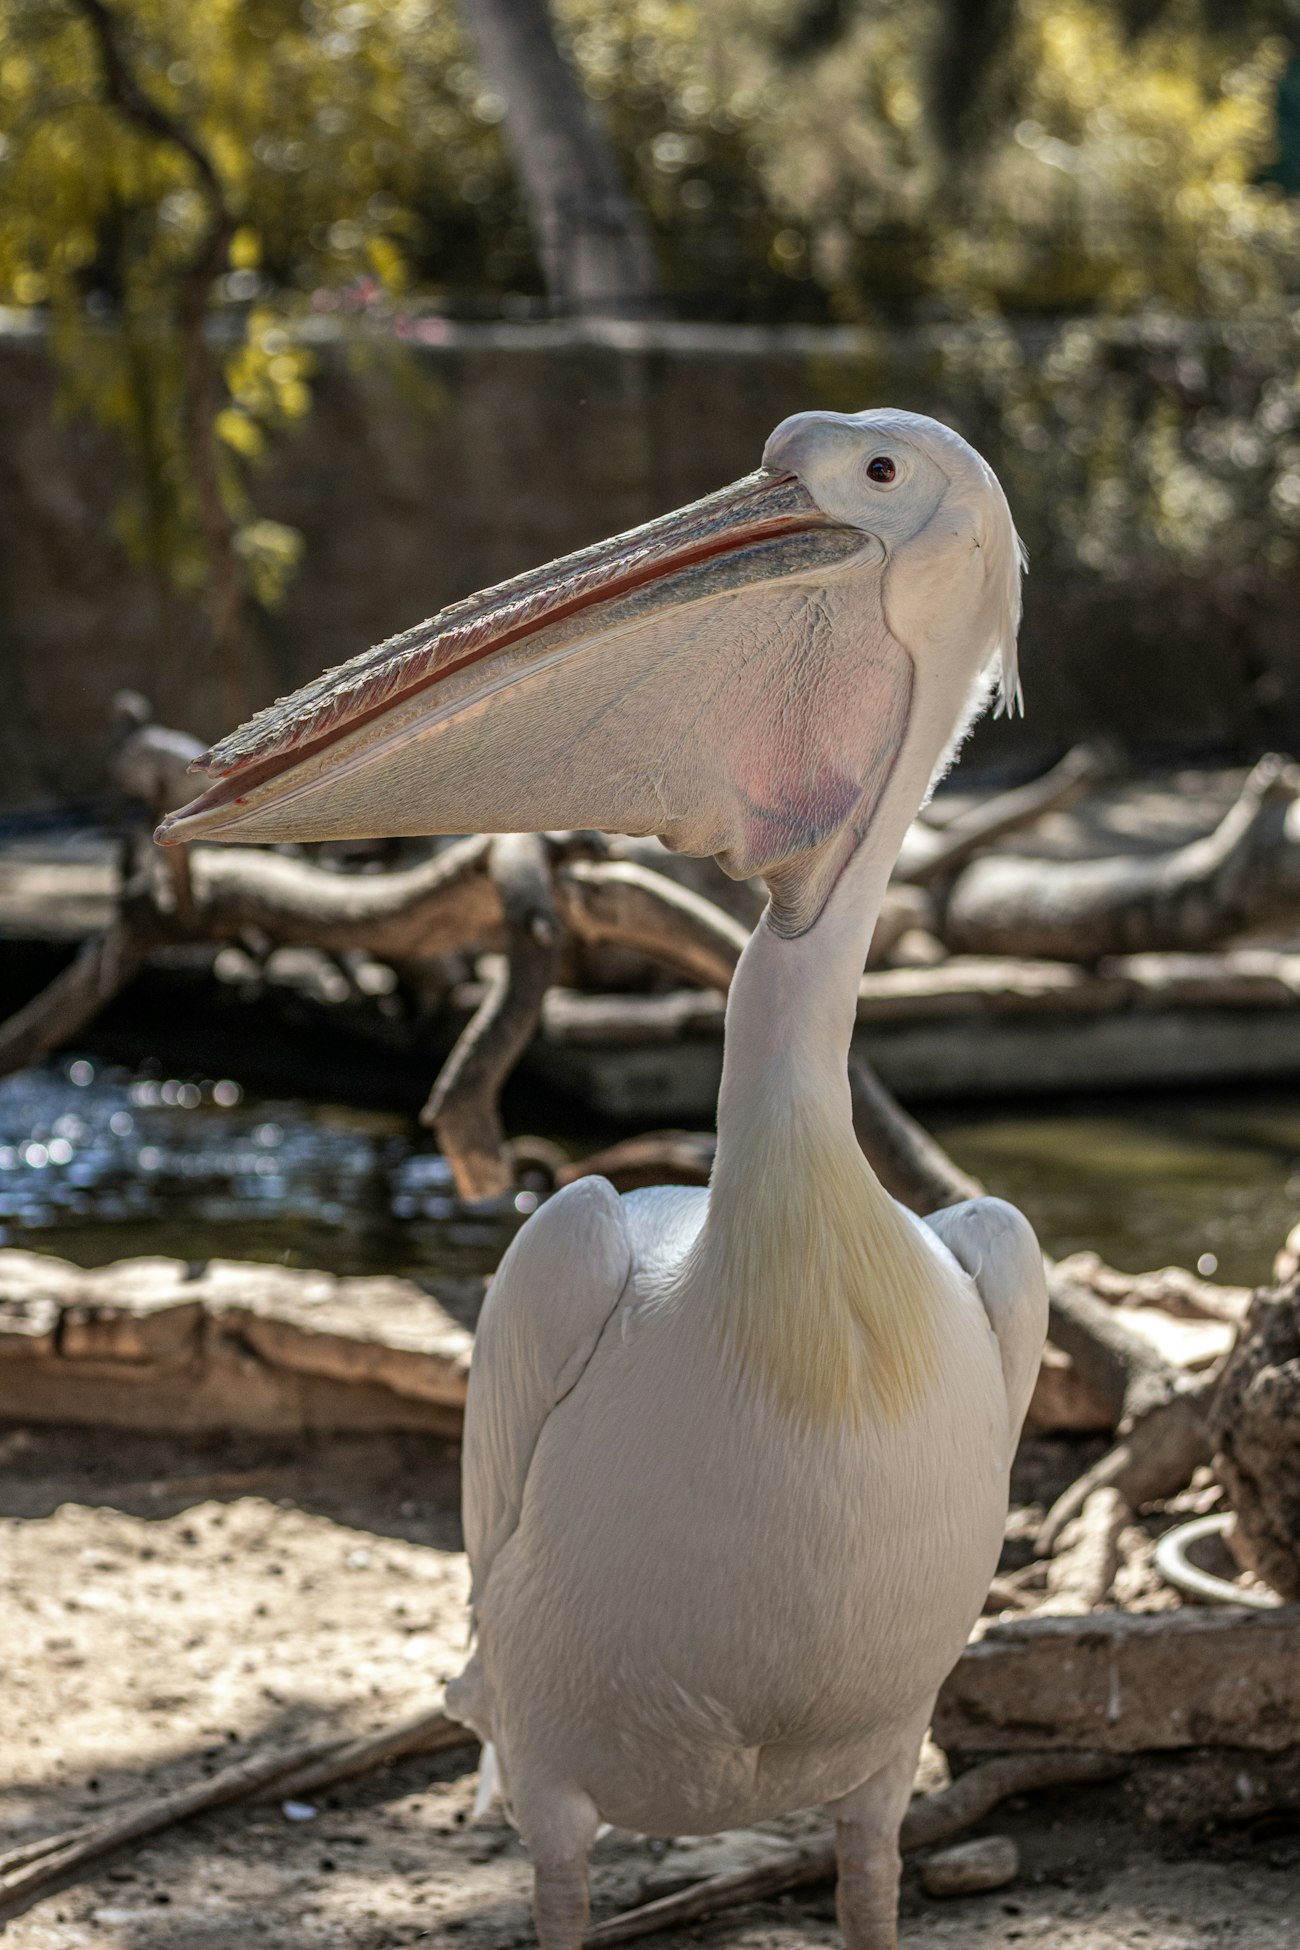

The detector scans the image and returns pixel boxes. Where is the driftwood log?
[943,753,1300,961]
[894,737,1121,888]
[933,1604,1300,1761]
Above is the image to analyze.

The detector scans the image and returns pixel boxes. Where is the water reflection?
[0,1059,1293,1287]
[0,1059,524,1281]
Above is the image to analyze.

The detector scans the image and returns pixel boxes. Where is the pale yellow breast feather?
[684,1099,956,1430]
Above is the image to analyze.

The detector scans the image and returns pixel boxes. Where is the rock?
[1210,1273,1300,1602]
[921,1834,1019,1897]
[934,1606,1300,1760]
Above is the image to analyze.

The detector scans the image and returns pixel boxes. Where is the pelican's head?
[160,408,1022,933]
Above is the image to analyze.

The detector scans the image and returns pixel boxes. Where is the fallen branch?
[581,1751,1122,1948]
[1036,1375,1214,1556]
[557,857,749,991]
[0,1707,473,1922]
[943,754,1300,961]
[1037,1486,1129,1614]
[847,1052,982,1212]
[898,739,1120,888]
[423,834,560,1198]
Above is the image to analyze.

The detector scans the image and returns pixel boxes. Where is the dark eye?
[866,455,897,484]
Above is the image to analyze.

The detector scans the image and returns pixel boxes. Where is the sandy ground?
[2,1422,1298,1950]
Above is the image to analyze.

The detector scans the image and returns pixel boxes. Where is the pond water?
[0,1057,1295,1288]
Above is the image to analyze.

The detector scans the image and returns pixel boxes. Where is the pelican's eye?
[865,455,897,485]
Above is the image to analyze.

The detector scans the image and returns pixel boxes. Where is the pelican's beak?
[158,466,895,916]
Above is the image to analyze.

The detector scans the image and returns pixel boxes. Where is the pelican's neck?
[714,738,927,1171]
[691,699,972,1429]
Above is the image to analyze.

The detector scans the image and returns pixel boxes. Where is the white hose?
[1154,1511,1282,1611]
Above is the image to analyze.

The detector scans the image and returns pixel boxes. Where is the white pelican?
[162,409,1048,1950]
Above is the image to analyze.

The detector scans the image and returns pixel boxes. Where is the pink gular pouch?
[156,467,896,917]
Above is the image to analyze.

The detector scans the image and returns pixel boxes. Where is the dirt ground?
[2,1421,1298,1950]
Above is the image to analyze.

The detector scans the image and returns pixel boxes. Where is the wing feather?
[461,1176,634,1612]
[924,1197,1048,1449]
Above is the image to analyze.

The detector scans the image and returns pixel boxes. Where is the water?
[0,1058,1294,1288]
[932,1098,1299,1286]
[0,1060,530,1284]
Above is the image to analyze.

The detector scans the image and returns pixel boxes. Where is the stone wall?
[2,317,1295,808]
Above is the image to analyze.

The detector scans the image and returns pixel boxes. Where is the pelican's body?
[451,1180,1032,1841]
[162,408,1049,1948]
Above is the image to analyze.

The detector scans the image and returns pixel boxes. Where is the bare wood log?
[942,754,1299,961]
[557,858,748,990]
[846,1053,983,1212]
[581,1752,1122,1948]
[558,1129,716,1191]
[1037,1381,1213,1557]
[1037,1487,1130,1614]
[423,835,560,1199]
[187,835,499,958]
[1053,1251,1250,1327]
[1024,1343,1113,1434]
[1045,1273,1177,1424]
[933,1605,1300,1761]
[0,1708,474,1921]
[898,739,1121,888]
[0,839,498,1083]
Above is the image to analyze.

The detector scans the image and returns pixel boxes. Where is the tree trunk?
[458,0,662,318]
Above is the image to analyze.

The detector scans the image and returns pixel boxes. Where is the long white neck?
[713,695,949,1173]
[686,675,981,1430]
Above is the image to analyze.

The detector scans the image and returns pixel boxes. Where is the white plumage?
[162,407,1050,1950]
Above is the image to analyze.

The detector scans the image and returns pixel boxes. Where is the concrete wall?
[2,318,1296,808]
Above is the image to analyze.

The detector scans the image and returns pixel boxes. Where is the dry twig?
[0,1708,473,1922]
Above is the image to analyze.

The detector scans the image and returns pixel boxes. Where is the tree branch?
[556,858,749,990]
[899,739,1121,888]
[423,834,560,1198]
[0,924,145,1075]
[943,754,1300,960]
[73,0,247,721]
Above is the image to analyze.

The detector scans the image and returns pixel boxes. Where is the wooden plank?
[934,1606,1300,1760]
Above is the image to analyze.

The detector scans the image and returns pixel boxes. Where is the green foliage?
[0,0,498,614]
[931,312,1300,592]
[0,0,1297,633]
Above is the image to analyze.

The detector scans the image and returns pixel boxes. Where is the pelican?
[161,409,1048,1950]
